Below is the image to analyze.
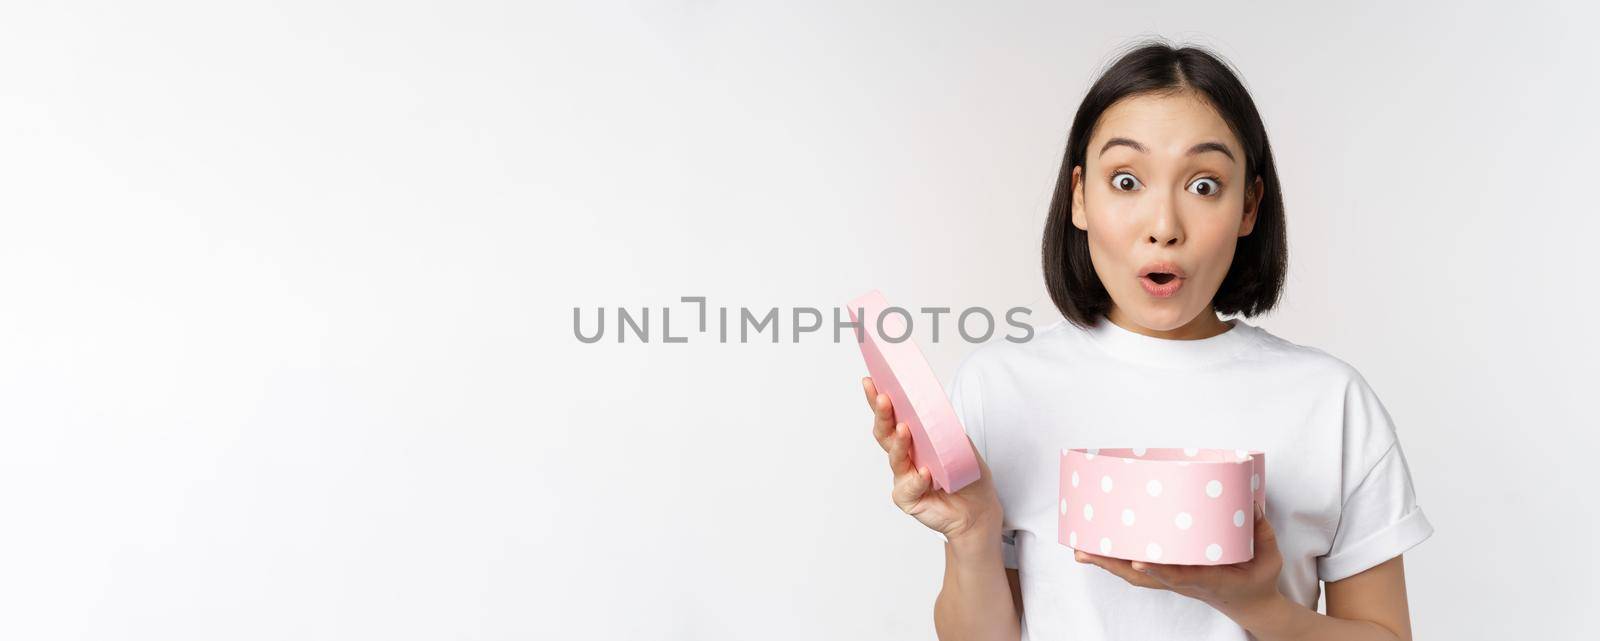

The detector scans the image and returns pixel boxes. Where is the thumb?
[893,466,933,510]
[966,434,991,478]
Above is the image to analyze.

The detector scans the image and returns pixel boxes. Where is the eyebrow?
[1098,137,1236,163]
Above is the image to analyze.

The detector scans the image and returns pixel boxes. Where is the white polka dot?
[1235,449,1248,460]
[1121,508,1136,526]
[1083,503,1094,521]
[1146,479,1163,497]
[1060,498,1068,516]
[1086,448,1099,459]
[1122,457,1134,464]
[1251,473,1260,492]
[1183,447,1199,457]
[1175,512,1193,530]
[1133,447,1147,456]
[1234,510,1246,527]
[1146,543,1163,561]
[1084,452,1095,460]
[1100,537,1113,555]
[1206,480,1223,498]
[1062,448,1069,457]
[1205,544,1223,561]
[1071,471,1080,487]
[1069,531,1077,547]
[1101,475,1114,493]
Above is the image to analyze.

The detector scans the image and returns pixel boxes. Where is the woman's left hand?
[1074,501,1285,621]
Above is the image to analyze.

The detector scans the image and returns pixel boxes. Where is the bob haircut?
[1042,41,1287,328]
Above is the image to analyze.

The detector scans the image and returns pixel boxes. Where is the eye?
[1110,171,1143,192]
[1188,176,1222,197]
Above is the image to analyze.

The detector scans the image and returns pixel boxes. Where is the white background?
[2,1,1596,639]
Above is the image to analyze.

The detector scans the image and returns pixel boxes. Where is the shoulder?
[1239,322,1375,392]
[1243,323,1400,447]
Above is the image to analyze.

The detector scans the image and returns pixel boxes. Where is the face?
[1071,91,1264,335]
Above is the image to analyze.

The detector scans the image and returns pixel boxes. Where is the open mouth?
[1137,262,1187,298]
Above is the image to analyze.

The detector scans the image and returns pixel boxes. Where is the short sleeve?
[948,356,1018,570]
[1315,373,1435,582]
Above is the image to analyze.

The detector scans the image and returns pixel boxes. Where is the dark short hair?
[1042,40,1287,328]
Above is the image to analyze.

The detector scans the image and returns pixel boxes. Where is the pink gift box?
[1060,448,1266,565]
[848,290,979,493]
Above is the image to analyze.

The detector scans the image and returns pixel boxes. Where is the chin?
[1122,301,1196,332]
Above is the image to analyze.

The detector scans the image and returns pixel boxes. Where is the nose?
[1146,194,1184,247]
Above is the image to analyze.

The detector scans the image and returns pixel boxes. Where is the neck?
[1105,305,1232,341]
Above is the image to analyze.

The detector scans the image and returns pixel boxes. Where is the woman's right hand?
[864,376,1003,542]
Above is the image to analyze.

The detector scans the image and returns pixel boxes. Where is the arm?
[861,377,1019,641]
[1233,555,1414,641]
[933,526,1021,641]
[1008,568,1023,620]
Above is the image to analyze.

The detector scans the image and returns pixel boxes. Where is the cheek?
[1083,220,1145,296]
[1084,199,1142,248]
[1084,219,1138,274]
[1188,226,1241,278]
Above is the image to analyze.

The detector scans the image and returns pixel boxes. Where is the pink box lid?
[848,290,979,493]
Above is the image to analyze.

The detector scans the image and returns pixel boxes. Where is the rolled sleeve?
[1001,531,1018,569]
[1316,439,1436,582]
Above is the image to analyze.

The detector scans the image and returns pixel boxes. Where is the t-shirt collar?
[1083,313,1259,368]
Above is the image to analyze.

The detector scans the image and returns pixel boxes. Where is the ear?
[1071,165,1088,231]
[1238,175,1264,237]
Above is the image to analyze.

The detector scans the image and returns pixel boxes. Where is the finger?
[863,379,891,420]
[862,378,884,439]
[1255,501,1272,533]
[892,465,933,510]
[886,422,914,476]
[1130,560,1201,589]
[1074,550,1167,590]
[1084,553,1168,590]
[1253,501,1280,556]
[870,393,897,449]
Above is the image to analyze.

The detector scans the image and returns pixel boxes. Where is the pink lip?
[1137,261,1187,299]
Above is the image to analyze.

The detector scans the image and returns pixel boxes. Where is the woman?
[864,41,1433,641]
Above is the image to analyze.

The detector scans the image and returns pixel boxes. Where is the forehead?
[1089,92,1240,158]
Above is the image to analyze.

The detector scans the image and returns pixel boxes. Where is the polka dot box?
[1061,447,1265,565]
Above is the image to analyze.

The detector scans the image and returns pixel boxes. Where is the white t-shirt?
[947,314,1434,640]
